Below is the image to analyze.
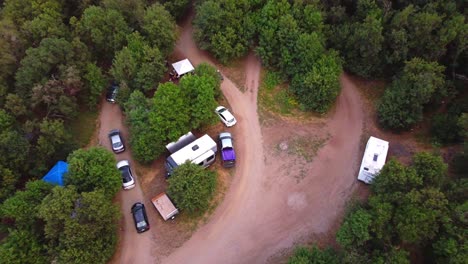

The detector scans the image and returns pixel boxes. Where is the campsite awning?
[172,59,195,76]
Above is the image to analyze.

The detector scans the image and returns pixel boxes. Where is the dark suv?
[131,202,150,233]
[106,82,119,103]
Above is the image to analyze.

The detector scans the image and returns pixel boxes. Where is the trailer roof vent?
[192,145,199,151]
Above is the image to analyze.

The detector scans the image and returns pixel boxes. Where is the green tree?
[378,58,445,129]
[73,6,130,59]
[336,207,373,249]
[162,0,191,20]
[22,7,69,45]
[30,79,79,120]
[194,62,222,98]
[4,94,28,118]
[179,74,218,129]
[288,246,341,264]
[290,52,342,113]
[15,38,72,98]
[83,62,107,110]
[150,82,191,142]
[372,159,422,197]
[412,152,447,187]
[0,229,50,264]
[194,0,254,63]
[393,188,449,244]
[101,0,146,29]
[34,118,75,174]
[38,187,119,264]
[0,180,53,230]
[167,162,217,214]
[0,165,18,202]
[142,3,176,55]
[65,147,121,198]
[110,33,165,92]
[125,90,159,164]
[328,0,383,77]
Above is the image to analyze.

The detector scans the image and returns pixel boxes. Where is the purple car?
[219,132,236,167]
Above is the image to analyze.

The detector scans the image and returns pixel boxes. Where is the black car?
[106,83,119,103]
[131,202,150,233]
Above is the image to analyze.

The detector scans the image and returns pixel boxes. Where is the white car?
[116,160,135,190]
[215,106,237,127]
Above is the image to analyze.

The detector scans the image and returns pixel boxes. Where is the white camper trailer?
[165,134,217,177]
[357,136,389,184]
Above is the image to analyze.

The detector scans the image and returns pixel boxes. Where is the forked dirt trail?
[162,11,365,264]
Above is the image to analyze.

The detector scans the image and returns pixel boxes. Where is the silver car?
[108,129,125,153]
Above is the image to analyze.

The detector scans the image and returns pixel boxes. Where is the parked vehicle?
[106,82,119,103]
[108,129,124,153]
[357,136,389,184]
[116,160,135,190]
[219,132,236,167]
[131,202,150,233]
[165,134,217,177]
[215,106,237,127]
[151,192,179,221]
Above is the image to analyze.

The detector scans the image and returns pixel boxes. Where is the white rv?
[165,134,217,177]
[357,136,389,184]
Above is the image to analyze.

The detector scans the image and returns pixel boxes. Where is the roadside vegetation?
[167,162,218,215]
[289,150,467,263]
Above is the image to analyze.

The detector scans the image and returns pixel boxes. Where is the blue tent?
[42,161,68,186]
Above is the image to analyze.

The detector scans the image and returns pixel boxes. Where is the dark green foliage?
[150,82,191,142]
[179,74,218,129]
[194,63,222,99]
[0,180,53,230]
[327,0,383,78]
[288,246,341,264]
[162,0,191,20]
[371,159,422,196]
[73,6,131,59]
[110,32,165,92]
[83,62,107,110]
[412,152,447,187]
[125,90,161,164]
[0,229,50,264]
[194,0,254,63]
[142,3,176,56]
[101,0,146,29]
[167,162,217,214]
[290,52,342,113]
[377,58,445,129]
[65,147,121,199]
[15,38,72,98]
[38,187,119,264]
[336,208,373,249]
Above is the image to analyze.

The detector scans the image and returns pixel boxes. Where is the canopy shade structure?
[172,59,195,76]
[42,161,68,186]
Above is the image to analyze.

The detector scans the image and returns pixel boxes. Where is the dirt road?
[161,12,365,264]
[98,102,156,264]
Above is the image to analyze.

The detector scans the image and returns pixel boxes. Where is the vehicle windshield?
[119,167,133,183]
[137,221,147,228]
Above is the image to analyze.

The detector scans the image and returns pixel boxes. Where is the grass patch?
[259,70,319,120]
[283,135,329,162]
[69,108,98,147]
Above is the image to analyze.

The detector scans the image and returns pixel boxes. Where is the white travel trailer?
[357,136,389,184]
[165,134,217,177]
